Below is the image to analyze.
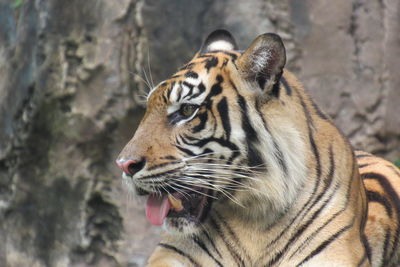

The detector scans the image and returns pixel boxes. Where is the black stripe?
[222,58,229,67]
[296,92,322,211]
[147,161,180,171]
[297,93,321,189]
[229,78,264,166]
[220,51,238,59]
[204,56,219,72]
[181,81,195,99]
[361,233,372,263]
[161,155,177,160]
[273,138,288,176]
[280,76,292,96]
[215,211,251,263]
[158,243,201,267]
[204,75,223,103]
[358,163,373,168]
[267,184,339,266]
[201,229,222,258]
[237,94,264,168]
[271,71,282,97]
[180,135,197,146]
[310,98,329,120]
[185,71,198,79]
[264,144,335,263]
[237,95,258,142]
[296,222,353,266]
[227,150,241,164]
[192,235,223,267]
[298,93,315,128]
[197,54,211,59]
[217,97,231,140]
[298,145,335,222]
[176,145,196,156]
[167,111,182,125]
[287,144,337,258]
[192,111,208,133]
[182,81,195,88]
[366,190,393,217]
[175,135,184,146]
[382,228,391,266]
[288,184,346,259]
[290,157,357,260]
[361,172,400,260]
[361,173,400,206]
[209,216,245,266]
[190,136,240,154]
[162,93,169,104]
[188,82,206,100]
[290,132,321,222]
[176,82,183,101]
[261,92,323,258]
[255,105,288,175]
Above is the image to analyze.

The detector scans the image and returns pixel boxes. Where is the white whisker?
[169,182,218,200]
[165,183,192,200]
[146,48,155,89]
[185,168,262,182]
[142,67,153,94]
[181,178,246,208]
[126,70,152,93]
[182,176,262,194]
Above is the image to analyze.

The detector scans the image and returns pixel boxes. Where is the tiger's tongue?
[145,194,171,226]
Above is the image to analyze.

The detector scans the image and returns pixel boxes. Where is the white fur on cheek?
[232,101,307,225]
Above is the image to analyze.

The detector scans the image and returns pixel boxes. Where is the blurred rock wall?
[0,0,398,266]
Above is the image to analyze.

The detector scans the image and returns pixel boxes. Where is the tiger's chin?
[136,186,213,235]
[164,217,202,235]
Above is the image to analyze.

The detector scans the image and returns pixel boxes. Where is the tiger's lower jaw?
[143,188,213,234]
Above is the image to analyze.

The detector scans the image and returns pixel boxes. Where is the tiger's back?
[116,30,400,266]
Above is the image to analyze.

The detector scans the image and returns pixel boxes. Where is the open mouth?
[144,187,212,226]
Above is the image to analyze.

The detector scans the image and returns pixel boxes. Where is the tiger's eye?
[180,104,198,117]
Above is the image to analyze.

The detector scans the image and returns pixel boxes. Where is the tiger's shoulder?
[356,150,400,266]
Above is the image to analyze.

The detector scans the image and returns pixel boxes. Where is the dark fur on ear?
[200,29,238,54]
[238,33,286,95]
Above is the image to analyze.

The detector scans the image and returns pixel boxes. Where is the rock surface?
[0,0,398,266]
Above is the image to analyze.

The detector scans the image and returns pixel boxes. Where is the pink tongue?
[145,195,171,226]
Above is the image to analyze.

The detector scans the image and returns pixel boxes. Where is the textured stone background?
[0,0,399,266]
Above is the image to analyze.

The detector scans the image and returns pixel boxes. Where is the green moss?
[394,158,400,169]
[12,0,23,9]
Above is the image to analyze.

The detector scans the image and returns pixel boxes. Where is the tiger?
[116,29,400,266]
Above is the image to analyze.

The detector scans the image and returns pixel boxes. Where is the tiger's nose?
[116,158,146,176]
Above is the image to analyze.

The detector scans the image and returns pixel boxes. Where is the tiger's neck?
[197,147,364,265]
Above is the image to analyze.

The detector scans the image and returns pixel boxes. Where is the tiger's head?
[117,30,307,235]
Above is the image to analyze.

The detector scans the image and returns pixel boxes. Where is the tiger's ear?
[237,33,286,95]
[200,29,238,54]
